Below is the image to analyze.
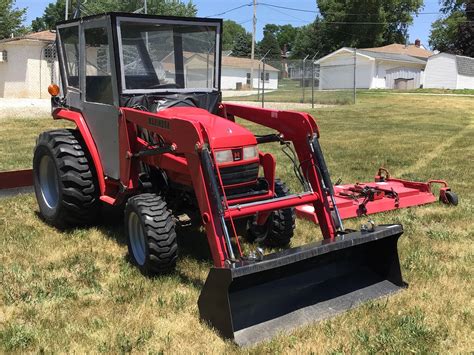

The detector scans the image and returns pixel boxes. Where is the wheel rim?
[128,212,146,266]
[39,155,59,209]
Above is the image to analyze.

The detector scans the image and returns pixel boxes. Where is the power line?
[258,2,445,16]
[204,3,253,18]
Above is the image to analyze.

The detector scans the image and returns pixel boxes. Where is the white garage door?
[320,63,372,89]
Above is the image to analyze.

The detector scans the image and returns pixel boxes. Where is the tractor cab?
[55,13,222,179]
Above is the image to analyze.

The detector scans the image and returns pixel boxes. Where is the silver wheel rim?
[128,212,146,266]
[39,155,59,209]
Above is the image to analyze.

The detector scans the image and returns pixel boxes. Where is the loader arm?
[220,103,337,238]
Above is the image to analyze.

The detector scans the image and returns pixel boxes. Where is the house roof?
[456,55,474,76]
[222,56,279,71]
[362,43,433,59]
[316,47,427,65]
[357,49,427,64]
[0,30,56,44]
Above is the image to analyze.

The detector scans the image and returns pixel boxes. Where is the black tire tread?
[264,180,296,247]
[126,193,178,274]
[248,179,296,247]
[34,129,99,227]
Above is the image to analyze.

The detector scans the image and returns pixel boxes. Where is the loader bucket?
[198,224,405,346]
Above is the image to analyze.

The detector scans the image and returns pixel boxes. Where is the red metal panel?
[53,108,108,197]
[0,169,33,189]
[296,178,441,224]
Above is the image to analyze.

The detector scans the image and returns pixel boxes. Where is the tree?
[291,18,331,58]
[429,11,466,52]
[32,0,197,32]
[231,32,252,57]
[0,0,27,39]
[317,0,423,49]
[259,24,299,53]
[222,20,246,51]
[455,0,474,56]
[258,24,281,59]
[429,0,473,56]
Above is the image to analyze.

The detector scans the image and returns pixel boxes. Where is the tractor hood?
[160,107,257,149]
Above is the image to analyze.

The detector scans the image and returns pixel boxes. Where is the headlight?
[215,149,233,163]
[243,145,258,160]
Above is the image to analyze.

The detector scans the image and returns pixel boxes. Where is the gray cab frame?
[56,13,222,180]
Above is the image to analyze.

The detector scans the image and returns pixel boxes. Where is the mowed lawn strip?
[0,93,473,353]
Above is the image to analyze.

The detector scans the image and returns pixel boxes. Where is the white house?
[220,56,279,90]
[0,31,58,99]
[316,47,428,90]
[424,53,474,89]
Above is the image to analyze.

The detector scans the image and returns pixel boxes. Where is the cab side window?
[59,26,79,89]
[85,26,113,105]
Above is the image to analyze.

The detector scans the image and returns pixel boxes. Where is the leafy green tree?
[429,10,466,52]
[430,0,473,56]
[258,24,281,59]
[260,24,299,53]
[291,18,331,58]
[317,0,423,49]
[0,0,27,39]
[222,20,246,51]
[231,32,252,57]
[455,0,473,56]
[32,0,197,31]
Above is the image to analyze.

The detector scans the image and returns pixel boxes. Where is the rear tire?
[33,129,99,228]
[441,191,458,206]
[125,193,178,275]
[247,179,296,247]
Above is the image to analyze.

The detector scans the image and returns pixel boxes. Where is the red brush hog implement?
[0,13,446,346]
[296,168,458,225]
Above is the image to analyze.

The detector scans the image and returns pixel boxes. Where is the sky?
[16,0,443,48]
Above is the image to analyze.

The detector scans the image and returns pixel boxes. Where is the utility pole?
[65,0,69,20]
[144,0,148,14]
[250,0,257,90]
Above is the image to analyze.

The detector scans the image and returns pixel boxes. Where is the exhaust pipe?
[198,224,406,346]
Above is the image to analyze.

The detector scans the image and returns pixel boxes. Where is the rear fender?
[53,108,108,198]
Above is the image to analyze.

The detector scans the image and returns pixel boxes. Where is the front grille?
[219,162,259,186]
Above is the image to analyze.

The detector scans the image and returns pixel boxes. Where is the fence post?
[353,48,357,104]
[302,55,308,103]
[257,62,260,100]
[311,53,318,109]
[262,59,265,108]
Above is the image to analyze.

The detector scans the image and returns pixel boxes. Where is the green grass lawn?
[1,93,473,353]
[229,78,474,105]
[231,78,355,105]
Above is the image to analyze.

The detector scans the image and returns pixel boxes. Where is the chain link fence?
[223,53,357,107]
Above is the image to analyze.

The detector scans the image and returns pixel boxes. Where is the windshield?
[118,19,219,92]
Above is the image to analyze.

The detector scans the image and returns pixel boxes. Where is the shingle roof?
[456,55,474,76]
[0,30,56,44]
[357,49,427,64]
[362,43,433,59]
[221,56,279,72]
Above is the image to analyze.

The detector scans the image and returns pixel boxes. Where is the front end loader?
[0,13,429,345]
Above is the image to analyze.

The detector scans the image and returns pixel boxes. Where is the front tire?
[125,193,178,275]
[33,129,99,228]
[247,179,296,247]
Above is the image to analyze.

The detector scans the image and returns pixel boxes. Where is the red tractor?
[8,13,409,345]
